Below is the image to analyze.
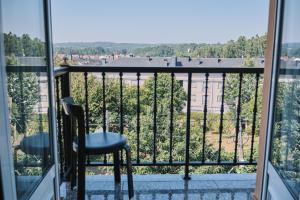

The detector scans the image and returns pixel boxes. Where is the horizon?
[53,34,265,45]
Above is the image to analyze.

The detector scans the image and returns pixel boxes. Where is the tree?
[224,57,263,133]
[6,55,39,134]
[272,82,300,174]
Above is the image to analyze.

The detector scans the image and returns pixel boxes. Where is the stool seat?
[19,132,50,156]
[73,132,127,154]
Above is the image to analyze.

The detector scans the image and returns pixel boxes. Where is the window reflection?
[2,0,52,199]
[270,0,300,198]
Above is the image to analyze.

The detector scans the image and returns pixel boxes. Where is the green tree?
[6,55,39,134]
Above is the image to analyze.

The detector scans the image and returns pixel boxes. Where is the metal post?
[184,73,192,180]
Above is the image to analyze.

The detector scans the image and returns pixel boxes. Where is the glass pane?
[2,0,53,199]
[270,0,300,198]
[3,0,46,66]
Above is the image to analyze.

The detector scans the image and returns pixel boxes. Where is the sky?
[51,0,270,44]
[2,0,46,41]
[2,0,270,44]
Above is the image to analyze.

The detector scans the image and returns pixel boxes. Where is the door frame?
[29,0,60,199]
[256,0,299,199]
[254,0,279,196]
[44,0,60,199]
[0,0,60,199]
[0,0,17,199]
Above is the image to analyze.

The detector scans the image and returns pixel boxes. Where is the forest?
[54,34,268,59]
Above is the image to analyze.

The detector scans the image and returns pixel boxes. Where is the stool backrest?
[61,97,85,149]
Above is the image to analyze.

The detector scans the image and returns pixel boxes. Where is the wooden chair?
[61,97,134,199]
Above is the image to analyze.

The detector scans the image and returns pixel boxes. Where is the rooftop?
[105,57,265,68]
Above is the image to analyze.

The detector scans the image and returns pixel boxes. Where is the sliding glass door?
[0,0,58,199]
[265,0,300,199]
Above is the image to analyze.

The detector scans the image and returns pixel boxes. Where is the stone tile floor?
[60,173,255,200]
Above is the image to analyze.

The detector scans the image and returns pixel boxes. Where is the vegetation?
[68,71,259,175]
[55,46,109,55]
[5,33,46,176]
[4,32,45,57]
[55,34,267,59]
[5,34,42,135]
[4,33,266,176]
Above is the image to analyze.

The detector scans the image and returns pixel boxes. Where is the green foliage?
[4,33,46,177]
[134,45,175,57]
[70,73,258,175]
[224,58,263,135]
[6,55,40,134]
[54,34,267,58]
[56,46,108,55]
[132,34,266,58]
[4,32,45,57]
[272,82,300,170]
[193,35,266,58]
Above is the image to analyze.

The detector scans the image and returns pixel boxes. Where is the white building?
[104,56,265,113]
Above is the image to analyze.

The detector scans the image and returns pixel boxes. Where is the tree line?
[4,32,45,57]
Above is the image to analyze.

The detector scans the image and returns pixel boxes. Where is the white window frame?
[0,0,60,199]
[0,0,17,198]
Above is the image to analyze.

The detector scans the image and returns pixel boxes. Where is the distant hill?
[54,34,267,58]
[54,41,209,56]
[54,42,156,52]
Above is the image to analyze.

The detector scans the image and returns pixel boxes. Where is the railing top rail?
[54,65,264,76]
[54,66,69,76]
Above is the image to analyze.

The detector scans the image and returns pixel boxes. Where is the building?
[104,57,265,113]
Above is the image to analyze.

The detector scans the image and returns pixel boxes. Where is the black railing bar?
[102,72,107,163]
[234,73,243,163]
[84,72,90,134]
[7,65,264,74]
[84,72,91,164]
[137,72,141,164]
[119,72,124,136]
[169,72,175,163]
[218,73,226,163]
[85,160,257,167]
[64,65,264,74]
[54,66,69,76]
[202,73,209,163]
[250,73,260,163]
[119,72,124,164]
[153,72,158,164]
[184,72,192,180]
[6,66,48,73]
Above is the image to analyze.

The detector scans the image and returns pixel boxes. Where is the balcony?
[60,174,256,199]
[54,64,263,199]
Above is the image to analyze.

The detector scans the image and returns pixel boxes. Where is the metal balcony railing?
[54,65,264,180]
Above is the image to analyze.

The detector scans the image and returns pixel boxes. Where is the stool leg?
[77,153,85,200]
[71,151,77,190]
[113,151,121,184]
[124,145,134,199]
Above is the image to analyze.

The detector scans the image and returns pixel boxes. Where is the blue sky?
[2,0,46,41]
[2,0,270,44]
[51,0,270,44]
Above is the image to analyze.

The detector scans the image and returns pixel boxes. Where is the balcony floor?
[60,173,256,200]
